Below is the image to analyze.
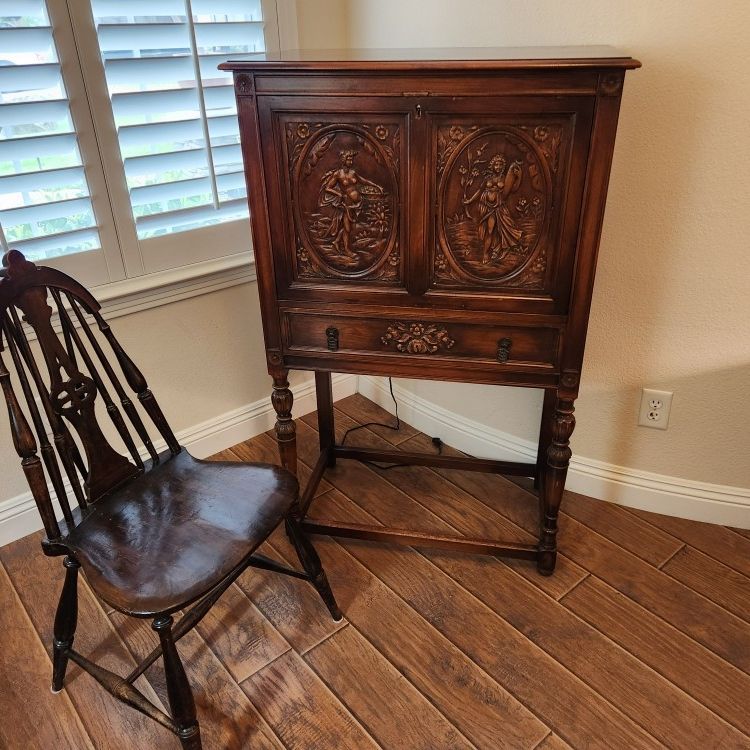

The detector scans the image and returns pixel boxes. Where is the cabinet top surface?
[219,46,641,71]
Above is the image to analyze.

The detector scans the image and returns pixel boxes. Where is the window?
[0,1,101,261]
[0,0,280,289]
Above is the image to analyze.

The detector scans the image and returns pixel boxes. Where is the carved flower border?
[381,322,455,355]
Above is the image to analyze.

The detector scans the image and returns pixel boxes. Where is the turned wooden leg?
[315,371,336,468]
[153,616,202,750]
[538,397,576,576]
[52,556,79,693]
[535,389,556,491]
[286,516,343,622]
[271,370,297,478]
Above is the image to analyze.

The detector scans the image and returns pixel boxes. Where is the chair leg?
[153,616,202,750]
[286,517,343,622]
[52,556,80,693]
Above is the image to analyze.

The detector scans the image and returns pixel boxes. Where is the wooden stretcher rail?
[332,445,538,477]
[301,519,539,559]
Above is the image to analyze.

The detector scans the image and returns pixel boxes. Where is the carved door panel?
[423,97,595,312]
[257,96,412,302]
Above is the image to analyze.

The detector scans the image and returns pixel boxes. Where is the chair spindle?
[2,315,75,528]
[51,290,144,471]
[94,313,181,456]
[7,306,89,509]
[0,343,61,540]
[65,294,158,466]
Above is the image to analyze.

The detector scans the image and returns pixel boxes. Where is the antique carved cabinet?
[221,48,640,574]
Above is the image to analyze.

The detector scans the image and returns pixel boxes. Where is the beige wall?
[295,0,348,49]
[344,0,750,488]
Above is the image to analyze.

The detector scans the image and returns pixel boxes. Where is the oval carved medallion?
[436,125,553,286]
[290,123,400,279]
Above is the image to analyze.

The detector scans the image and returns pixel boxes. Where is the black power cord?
[341,378,443,470]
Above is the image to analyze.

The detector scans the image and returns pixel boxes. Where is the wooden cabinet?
[222,47,640,574]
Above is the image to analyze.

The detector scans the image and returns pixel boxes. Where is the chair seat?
[65,451,298,617]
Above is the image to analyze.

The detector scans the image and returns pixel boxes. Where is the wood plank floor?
[1,393,749,749]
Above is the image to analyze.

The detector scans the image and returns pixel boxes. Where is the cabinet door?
[256,96,413,302]
[423,96,595,313]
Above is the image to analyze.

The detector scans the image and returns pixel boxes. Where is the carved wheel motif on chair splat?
[286,121,401,282]
[435,124,562,289]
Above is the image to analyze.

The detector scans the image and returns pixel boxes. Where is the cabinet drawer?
[283,311,560,370]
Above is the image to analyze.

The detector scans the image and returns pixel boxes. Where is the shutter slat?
[1,0,46,18]
[118,118,204,151]
[124,147,208,179]
[0,63,62,96]
[194,22,264,51]
[97,23,191,54]
[104,55,195,88]
[192,0,262,19]
[135,198,247,234]
[130,175,212,206]
[0,99,71,128]
[0,196,95,227]
[0,132,79,162]
[10,228,101,259]
[91,0,186,18]
[112,88,199,121]
[0,166,88,209]
[0,27,55,56]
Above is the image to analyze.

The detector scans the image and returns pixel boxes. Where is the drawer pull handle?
[325,326,339,351]
[497,338,512,363]
[415,104,424,119]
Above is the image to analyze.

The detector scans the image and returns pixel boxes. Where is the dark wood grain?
[415,444,750,672]
[312,490,660,750]
[305,623,475,749]
[661,545,750,623]
[535,734,574,750]
[561,489,684,567]
[0,533,171,748]
[195,583,290,683]
[429,549,746,749]
[562,575,750,736]
[0,562,95,750]
[330,395,587,598]
[241,650,379,750]
[110,612,284,750]
[304,508,549,749]
[630,509,750,578]
[4,399,749,749]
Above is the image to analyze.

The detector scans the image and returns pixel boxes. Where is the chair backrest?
[0,249,181,543]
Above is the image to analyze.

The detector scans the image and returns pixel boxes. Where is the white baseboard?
[358,376,750,529]
[0,374,357,548]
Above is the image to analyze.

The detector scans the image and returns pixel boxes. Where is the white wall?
[345,0,750,493]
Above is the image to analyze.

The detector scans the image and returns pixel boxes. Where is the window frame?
[12,0,289,305]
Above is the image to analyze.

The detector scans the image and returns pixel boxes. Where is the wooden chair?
[0,249,341,749]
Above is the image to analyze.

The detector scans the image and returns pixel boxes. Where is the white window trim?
[24,0,296,310]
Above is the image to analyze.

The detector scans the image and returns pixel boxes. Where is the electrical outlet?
[638,388,673,430]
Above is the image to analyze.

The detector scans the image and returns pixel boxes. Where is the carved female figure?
[318,149,384,259]
[463,154,524,264]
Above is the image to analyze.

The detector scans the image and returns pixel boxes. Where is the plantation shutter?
[0,1,103,264]
[90,0,267,241]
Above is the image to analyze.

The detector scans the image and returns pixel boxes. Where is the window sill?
[91,251,257,321]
